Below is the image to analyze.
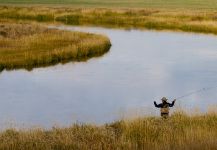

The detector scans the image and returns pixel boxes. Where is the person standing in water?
[154,97,176,118]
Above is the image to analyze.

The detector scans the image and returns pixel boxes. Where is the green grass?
[0,112,217,150]
[1,0,217,9]
[0,22,111,71]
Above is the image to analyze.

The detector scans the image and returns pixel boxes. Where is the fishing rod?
[175,85,217,100]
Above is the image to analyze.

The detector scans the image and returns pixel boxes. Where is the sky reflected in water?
[0,26,217,128]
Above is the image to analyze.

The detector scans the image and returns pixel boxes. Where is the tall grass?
[1,6,217,35]
[0,23,111,71]
[0,112,216,150]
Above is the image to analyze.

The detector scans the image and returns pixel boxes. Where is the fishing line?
[175,85,217,100]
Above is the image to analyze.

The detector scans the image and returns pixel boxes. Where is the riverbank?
[0,112,216,150]
[1,6,217,35]
[0,22,111,71]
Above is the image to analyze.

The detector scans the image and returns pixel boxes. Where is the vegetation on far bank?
[0,112,216,150]
[0,22,111,71]
[1,6,217,35]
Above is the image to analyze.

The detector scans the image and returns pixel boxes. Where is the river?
[0,25,217,128]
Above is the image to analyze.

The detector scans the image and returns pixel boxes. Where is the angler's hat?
[161,97,168,101]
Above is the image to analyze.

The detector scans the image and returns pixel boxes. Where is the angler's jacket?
[154,101,175,115]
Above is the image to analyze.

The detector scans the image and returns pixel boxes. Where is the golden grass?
[0,23,111,71]
[1,6,217,35]
[0,6,217,150]
[0,112,216,150]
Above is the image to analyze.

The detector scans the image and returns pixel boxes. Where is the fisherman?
[154,97,176,118]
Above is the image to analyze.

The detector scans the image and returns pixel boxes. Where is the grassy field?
[1,0,217,9]
[1,6,217,35]
[0,112,216,150]
[0,1,217,150]
[0,22,111,71]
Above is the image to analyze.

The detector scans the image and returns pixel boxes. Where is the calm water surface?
[1,26,217,128]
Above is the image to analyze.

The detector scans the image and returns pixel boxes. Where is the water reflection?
[0,26,217,128]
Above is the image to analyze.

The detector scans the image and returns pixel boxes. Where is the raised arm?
[154,101,162,108]
[169,99,176,107]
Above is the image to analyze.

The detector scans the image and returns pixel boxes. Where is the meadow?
[0,112,216,150]
[0,22,111,71]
